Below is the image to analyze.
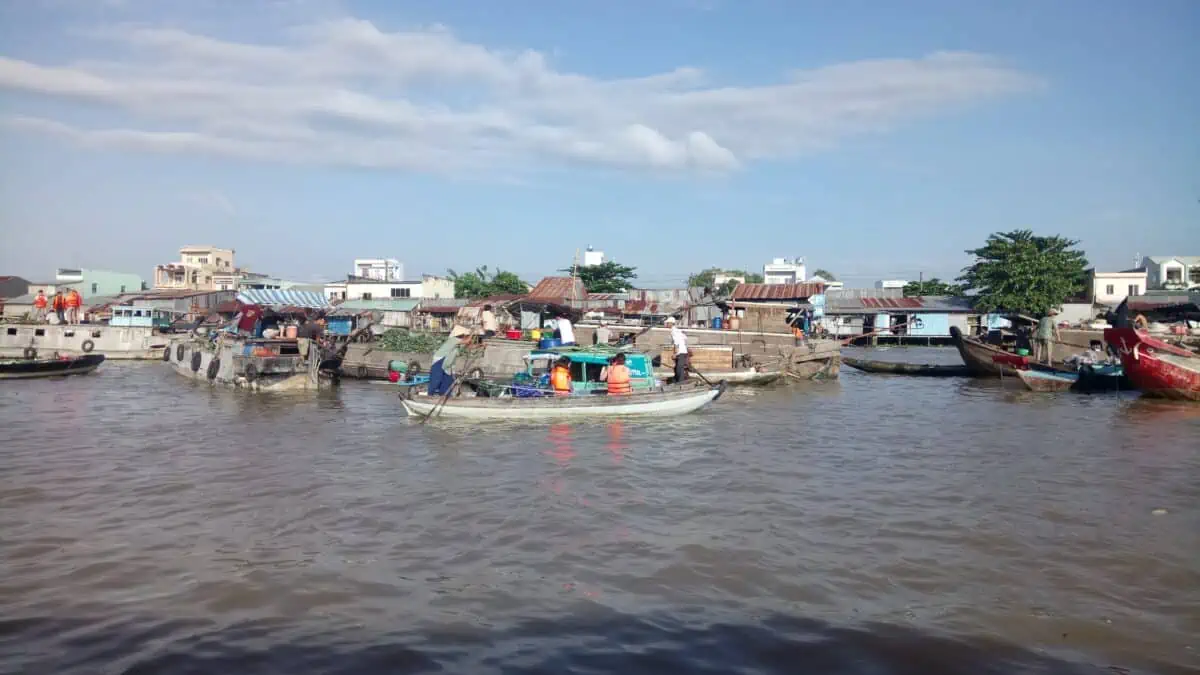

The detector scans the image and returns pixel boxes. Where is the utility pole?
[571,248,580,303]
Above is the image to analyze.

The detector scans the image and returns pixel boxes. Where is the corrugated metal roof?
[731,283,824,301]
[528,276,587,300]
[337,298,421,312]
[861,297,923,309]
[466,294,524,307]
[237,289,330,309]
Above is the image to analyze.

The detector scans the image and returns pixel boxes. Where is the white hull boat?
[401,383,725,420]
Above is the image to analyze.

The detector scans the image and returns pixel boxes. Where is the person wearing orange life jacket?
[65,288,83,324]
[603,353,633,396]
[33,290,49,323]
[51,290,67,324]
[550,356,572,396]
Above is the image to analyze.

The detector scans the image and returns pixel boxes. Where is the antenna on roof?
[1134,252,1140,269]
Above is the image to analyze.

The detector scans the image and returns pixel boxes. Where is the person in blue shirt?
[428,325,472,396]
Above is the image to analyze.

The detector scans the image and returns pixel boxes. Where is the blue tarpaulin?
[236,289,330,309]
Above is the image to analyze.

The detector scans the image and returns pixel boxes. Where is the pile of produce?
[376,329,444,354]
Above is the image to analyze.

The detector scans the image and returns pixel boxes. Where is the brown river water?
[1,348,1197,674]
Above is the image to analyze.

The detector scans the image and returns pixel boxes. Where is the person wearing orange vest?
[603,353,633,396]
[33,290,48,322]
[550,356,572,396]
[65,288,83,324]
[51,290,67,324]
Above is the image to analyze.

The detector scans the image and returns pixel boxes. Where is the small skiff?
[1015,368,1077,392]
[842,356,971,377]
[401,382,726,420]
[0,353,105,380]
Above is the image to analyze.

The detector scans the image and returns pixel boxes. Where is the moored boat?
[401,383,724,420]
[0,353,105,380]
[1015,368,1076,392]
[949,326,1023,376]
[0,321,169,360]
[842,356,971,377]
[655,367,781,385]
[165,334,337,391]
[1104,328,1200,401]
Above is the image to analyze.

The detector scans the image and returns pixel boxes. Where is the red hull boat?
[1104,328,1200,401]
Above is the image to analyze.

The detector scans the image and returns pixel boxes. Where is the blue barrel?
[539,338,563,350]
[712,316,723,330]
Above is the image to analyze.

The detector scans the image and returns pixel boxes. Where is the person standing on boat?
[1035,309,1060,365]
[556,313,576,346]
[666,316,689,383]
[428,325,471,396]
[51,290,66,324]
[33,290,48,323]
[480,305,498,339]
[594,319,612,346]
[65,288,82,324]
[550,356,572,396]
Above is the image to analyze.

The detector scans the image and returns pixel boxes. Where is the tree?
[447,266,530,298]
[903,278,964,297]
[562,260,638,293]
[686,268,763,291]
[957,230,1089,316]
[811,268,837,281]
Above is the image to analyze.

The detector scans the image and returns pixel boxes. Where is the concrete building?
[1087,268,1148,306]
[713,272,746,286]
[1140,256,1200,291]
[353,258,403,281]
[875,279,907,290]
[582,247,605,267]
[763,258,806,285]
[154,245,235,290]
[809,274,842,292]
[327,275,455,302]
[56,268,146,298]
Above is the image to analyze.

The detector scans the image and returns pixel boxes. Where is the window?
[1105,284,1114,295]
[390,287,411,298]
[1191,267,1200,285]
[361,292,372,300]
[91,283,98,294]
[198,257,209,264]
[120,285,126,293]
[1166,268,1182,283]
[1128,284,1139,296]
[6,328,15,335]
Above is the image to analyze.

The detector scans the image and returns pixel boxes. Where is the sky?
[0,0,1197,288]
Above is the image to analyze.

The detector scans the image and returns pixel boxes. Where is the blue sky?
[1,0,1197,287]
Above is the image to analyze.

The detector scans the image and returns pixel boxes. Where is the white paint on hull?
[0,323,168,360]
[401,387,721,420]
[165,339,331,392]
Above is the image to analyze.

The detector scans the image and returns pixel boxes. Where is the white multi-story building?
[154,245,235,290]
[875,279,907,290]
[353,258,403,281]
[713,272,746,286]
[763,257,806,285]
[1140,256,1200,290]
[1088,269,1148,306]
[325,275,455,302]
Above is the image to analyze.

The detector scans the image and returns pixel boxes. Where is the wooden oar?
[420,341,484,424]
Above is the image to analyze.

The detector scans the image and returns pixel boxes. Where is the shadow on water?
[0,611,1164,675]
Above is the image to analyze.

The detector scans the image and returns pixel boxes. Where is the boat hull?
[401,385,723,420]
[655,368,781,385]
[949,326,1020,376]
[166,338,335,392]
[842,356,971,377]
[1015,368,1076,392]
[0,354,105,380]
[1104,328,1200,401]
[0,323,169,360]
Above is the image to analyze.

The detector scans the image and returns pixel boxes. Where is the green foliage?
[903,278,965,297]
[562,260,638,293]
[447,266,529,298]
[686,268,763,292]
[957,229,1089,316]
[811,268,837,281]
[376,329,444,354]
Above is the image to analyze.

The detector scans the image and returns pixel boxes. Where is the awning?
[237,289,330,309]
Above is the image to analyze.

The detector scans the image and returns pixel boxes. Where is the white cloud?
[0,16,1042,174]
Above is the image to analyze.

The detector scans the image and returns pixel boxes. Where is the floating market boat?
[842,356,971,377]
[948,326,1026,376]
[655,366,782,385]
[1015,368,1077,392]
[0,353,105,380]
[1104,327,1200,401]
[165,333,338,391]
[1014,363,1128,393]
[400,345,725,420]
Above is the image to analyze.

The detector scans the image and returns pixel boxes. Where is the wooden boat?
[401,383,725,420]
[842,356,971,377]
[655,367,781,385]
[949,326,1024,376]
[165,334,337,392]
[0,353,105,379]
[1104,328,1200,401]
[1015,368,1077,392]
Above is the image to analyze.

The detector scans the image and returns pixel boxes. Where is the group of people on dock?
[31,288,83,324]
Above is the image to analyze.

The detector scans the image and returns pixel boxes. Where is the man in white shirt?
[594,319,612,346]
[666,316,689,383]
[480,304,498,338]
[557,313,576,346]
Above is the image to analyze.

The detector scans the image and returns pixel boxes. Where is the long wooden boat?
[842,356,971,377]
[655,367,782,385]
[401,382,725,420]
[948,326,1023,376]
[0,353,105,380]
[1104,328,1200,401]
[166,334,337,392]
